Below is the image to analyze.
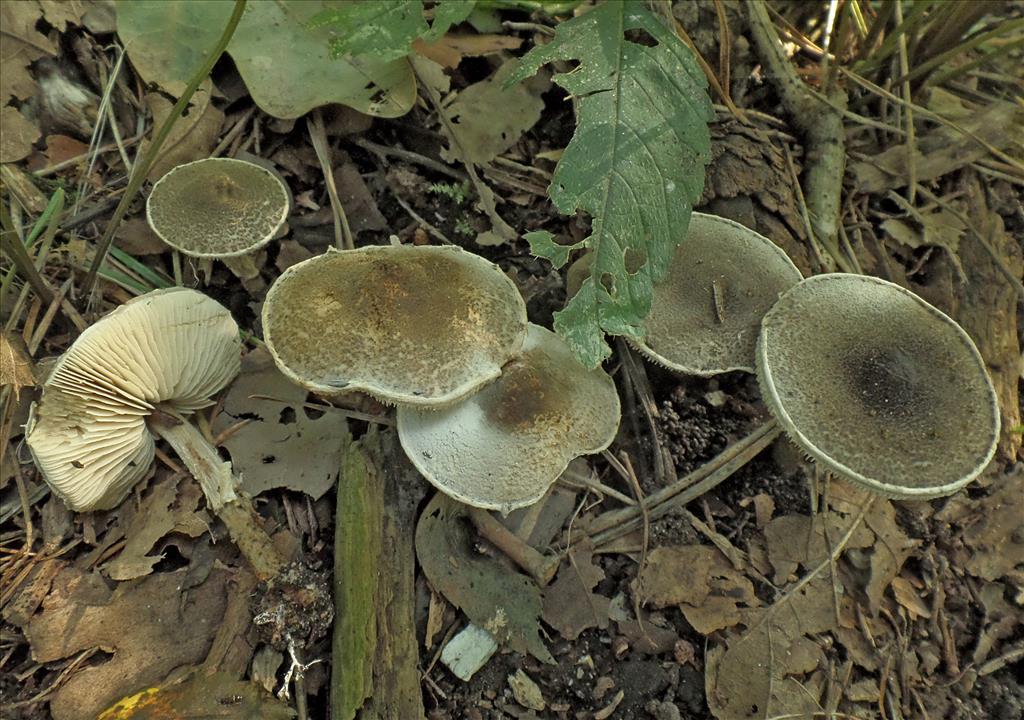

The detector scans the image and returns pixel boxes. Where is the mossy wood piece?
[332,426,425,720]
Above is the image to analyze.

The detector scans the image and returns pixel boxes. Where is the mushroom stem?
[150,413,285,579]
[222,254,262,282]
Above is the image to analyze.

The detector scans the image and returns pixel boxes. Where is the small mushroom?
[26,288,284,577]
[633,213,802,375]
[397,323,621,514]
[146,157,290,289]
[262,245,528,407]
[756,274,1000,499]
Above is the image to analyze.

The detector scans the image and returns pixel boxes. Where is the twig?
[469,507,560,586]
[211,106,257,158]
[747,1,848,265]
[81,0,247,301]
[392,195,453,245]
[412,63,516,241]
[743,495,877,640]
[307,109,353,250]
[583,419,782,548]
[350,137,466,181]
[893,1,917,204]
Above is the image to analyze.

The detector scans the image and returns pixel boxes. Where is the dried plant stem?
[747,1,848,272]
[469,507,560,586]
[584,419,782,549]
[81,0,247,301]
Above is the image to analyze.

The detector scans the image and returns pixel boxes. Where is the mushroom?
[262,244,528,407]
[146,157,290,290]
[633,212,802,375]
[26,287,284,577]
[756,273,1000,499]
[397,323,621,514]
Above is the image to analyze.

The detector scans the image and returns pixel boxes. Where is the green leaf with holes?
[309,0,476,62]
[509,0,713,367]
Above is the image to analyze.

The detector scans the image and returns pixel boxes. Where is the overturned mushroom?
[262,245,528,406]
[147,157,290,289]
[397,324,621,514]
[756,274,1000,499]
[26,288,284,578]
[634,213,802,375]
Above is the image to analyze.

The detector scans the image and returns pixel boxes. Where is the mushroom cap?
[757,274,1000,499]
[634,213,802,375]
[262,245,529,406]
[26,288,241,511]
[146,157,290,258]
[397,324,621,513]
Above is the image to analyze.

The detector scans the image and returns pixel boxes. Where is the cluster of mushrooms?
[24,157,1000,583]
[25,157,622,578]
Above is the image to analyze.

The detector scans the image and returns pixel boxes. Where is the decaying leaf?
[415,493,553,663]
[707,576,836,720]
[98,672,294,719]
[1,0,56,103]
[440,62,546,166]
[961,466,1024,582]
[542,537,610,640]
[863,500,919,615]
[213,349,348,499]
[509,0,713,366]
[104,474,210,581]
[413,33,523,69]
[850,100,1024,193]
[24,565,231,720]
[1,105,42,163]
[635,544,757,635]
[311,0,476,62]
[117,1,416,118]
[1,330,35,398]
[764,512,874,585]
[882,209,965,254]
[139,79,224,182]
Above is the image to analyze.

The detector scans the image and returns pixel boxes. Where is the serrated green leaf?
[422,1,477,43]
[524,230,582,268]
[312,0,476,61]
[314,1,426,62]
[509,0,713,367]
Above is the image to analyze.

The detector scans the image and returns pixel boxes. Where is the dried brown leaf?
[864,500,919,615]
[1,331,35,398]
[140,79,224,181]
[213,348,348,499]
[104,475,210,581]
[26,565,231,720]
[542,537,610,640]
[0,105,42,163]
[0,1,55,102]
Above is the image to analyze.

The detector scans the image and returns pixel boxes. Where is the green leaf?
[116,1,416,118]
[310,0,476,61]
[423,1,477,42]
[313,1,426,61]
[509,0,713,367]
[524,230,581,268]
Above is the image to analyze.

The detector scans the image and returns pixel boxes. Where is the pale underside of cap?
[27,288,241,511]
[397,324,621,514]
[635,212,803,376]
[147,157,290,258]
[262,245,529,407]
[757,273,1000,499]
